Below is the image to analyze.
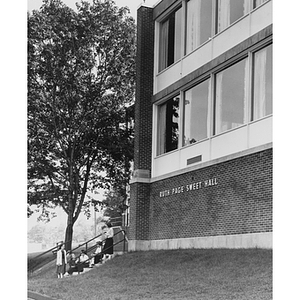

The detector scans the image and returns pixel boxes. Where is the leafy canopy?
[28,0,136,230]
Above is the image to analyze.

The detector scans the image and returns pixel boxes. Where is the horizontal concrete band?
[130,143,272,184]
[128,232,272,251]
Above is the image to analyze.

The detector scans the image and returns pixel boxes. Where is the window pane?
[253,44,272,120]
[215,59,247,134]
[174,8,183,62]
[184,79,210,146]
[157,96,180,155]
[217,0,250,32]
[186,0,213,54]
[159,6,183,71]
[254,0,268,9]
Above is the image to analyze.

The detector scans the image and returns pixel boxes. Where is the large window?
[156,41,272,156]
[158,0,270,71]
[252,44,272,120]
[215,58,248,134]
[184,79,210,145]
[157,96,180,155]
[186,0,213,54]
[217,0,250,33]
[159,6,183,72]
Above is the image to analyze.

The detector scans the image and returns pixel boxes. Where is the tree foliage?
[27,0,136,249]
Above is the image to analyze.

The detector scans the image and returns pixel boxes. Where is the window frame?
[156,0,272,73]
[182,77,211,146]
[250,42,273,122]
[156,94,181,156]
[158,2,184,72]
[155,38,272,158]
[213,56,250,135]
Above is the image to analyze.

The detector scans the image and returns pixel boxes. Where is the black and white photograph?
[2,0,299,299]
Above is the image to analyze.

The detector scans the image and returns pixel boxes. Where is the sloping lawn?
[28,249,272,300]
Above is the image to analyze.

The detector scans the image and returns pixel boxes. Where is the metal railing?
[28,228,127,275]
[77,229,127,267]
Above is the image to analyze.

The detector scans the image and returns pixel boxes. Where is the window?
[155,41,272,156]
[159,6,183,72]
[184,79,210,146]
[158,0,270,71]
[157,96,180,155]
[186,0,213,54]
[217,0,250,33]
[252,44,272,120]
[215,58,248,134]
[253,0,268,9]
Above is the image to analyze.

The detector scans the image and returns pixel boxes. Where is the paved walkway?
[28,291,61,300]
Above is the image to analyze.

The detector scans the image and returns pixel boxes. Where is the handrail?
[28,231,105,273]
[74,229,126,259]
[78,229,127,265]
[28,228,127,275]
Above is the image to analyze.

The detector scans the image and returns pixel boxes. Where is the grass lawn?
[28,248,272,300]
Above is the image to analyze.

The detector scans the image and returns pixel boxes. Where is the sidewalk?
[28,291,61,300]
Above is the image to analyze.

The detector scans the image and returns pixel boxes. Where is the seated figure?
[90,241,103,266]
[76,250,90,273]
[66,252,77,275]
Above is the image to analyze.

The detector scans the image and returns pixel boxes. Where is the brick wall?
[134,6,154,172]
[129,6,154,241]
[129,182,151,240]
[148,149,272,240]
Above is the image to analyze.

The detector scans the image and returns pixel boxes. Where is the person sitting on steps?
[76,249,90,273]
[90,241,103,267]
[66,251,77,275]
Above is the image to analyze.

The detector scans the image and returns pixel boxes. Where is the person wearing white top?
[56,244,67,278]
[90,242,103,266]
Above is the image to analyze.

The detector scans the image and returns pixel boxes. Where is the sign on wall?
[159,177,218,198]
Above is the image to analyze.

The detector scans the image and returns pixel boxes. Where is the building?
[129,0,272,251]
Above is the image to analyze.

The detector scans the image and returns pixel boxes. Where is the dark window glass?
[157,96,180,155]
[159,6,183,71]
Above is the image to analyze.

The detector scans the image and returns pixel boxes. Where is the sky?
[27,0,161,20]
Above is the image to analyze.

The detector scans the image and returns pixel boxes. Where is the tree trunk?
[65,223,73,251]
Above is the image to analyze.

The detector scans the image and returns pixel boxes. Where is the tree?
[28,0,136,250]
[101,103,134,221]
[102,188,128,220]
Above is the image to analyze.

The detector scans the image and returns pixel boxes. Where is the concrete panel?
[128,232,272,251]
[181,41,213,78]
[250,1,272,36]
[211,126,248,160]
[156,60,182,93]
[248,116,272,148]
[213,16,250,59]
[179,139,210,169]
[153,150,180,177]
